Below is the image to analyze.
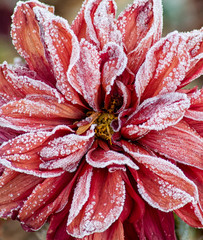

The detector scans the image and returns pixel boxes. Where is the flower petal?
[0,126,72,177]
[0,95,84,131]
[122,141,198,211]
[40,127,95,172]
[11,1,55,84]
[139,121,203,169]
[18,171,76,231]
[68,39,101,111]
[0,168,42,218]
[122,92,190,139]
[117,0,162,74]
[101,42,127,99]
[135,204,176,240]
[0,62,64,106]
[93,0,122,49]
[67,169,125,238]
[34,7,84,106]
[135,30,202,101]
[86,146,139,169]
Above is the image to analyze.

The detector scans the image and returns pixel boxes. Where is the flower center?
[94,112,115,142]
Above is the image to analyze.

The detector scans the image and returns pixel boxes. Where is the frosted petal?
[93,0,122,49]
[86,147,139,170]
[67,169,125,238]
[117,0,162,74]
[68,39,101,111]
[34,7,84,106]
[122,141,199,211]
[11,1,55,84]
[122,92,190,139]
[139,121,203,169]
[0,95,84,131]
[101,42,127,97]
[135,31,191,101]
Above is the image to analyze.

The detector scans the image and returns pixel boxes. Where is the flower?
[0,0,202,239]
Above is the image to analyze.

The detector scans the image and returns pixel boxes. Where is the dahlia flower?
[0,0,202,239]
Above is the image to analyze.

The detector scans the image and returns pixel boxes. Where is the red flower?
[0,0,202,239]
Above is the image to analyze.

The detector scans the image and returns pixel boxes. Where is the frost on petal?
[0,168,42,219]
[11,1,55,84]
[101,42,127,100]
[0,95,84,132]
[122,141,198,211]
[122,92,190,139]
[115,80,131,113]
[117,0,162,74]
[93,0,122,49]
[86,146,139,170]
[0,62,64,106]
[40,127,95,172]
[0,126,72,177]
[139,121,203,170]
[68,39,101,111]
[177,29,203,88]
[175,203,203,228]
[67,169,125,238]
[135,31,192,101]
[34,7,84,106]
[184,88,203,136]
[18,171,76,231]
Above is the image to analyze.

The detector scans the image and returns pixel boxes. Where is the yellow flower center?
[94,112,115,142]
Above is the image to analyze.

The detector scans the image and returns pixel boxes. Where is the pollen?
[94,112,116,142]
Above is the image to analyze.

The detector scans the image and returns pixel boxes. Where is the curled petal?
[0,168,42,218]
[0,62,64,106]
[122,141,199,211]
[18,171,76,231]
[117,0,163,73]
[93,0,122,49]
[139,121,203,169]
[86,146,139,169]
[122,92,190,139]
[68,39,101,111]
[101,42,127,99]
[11,1,55,84]
[67,169,125,238]
[0,126,73,177]
[135,30,202,101]
[34,7,84,106]
[40,127,95,172]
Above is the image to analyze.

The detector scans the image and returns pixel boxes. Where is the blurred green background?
[0,0,202,239]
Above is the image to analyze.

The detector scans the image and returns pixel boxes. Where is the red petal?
[68,39,101,110]
[117,0,162,74]
[0,126,72,177]
[135,31,202,101]
[67,169,125,238]
[34,7,84,106]
[11,1,55,84]
[40,127,95,172]
[139,121,203,169]
[0,95,84,131]
[135,204,176,240]
[101,42,127,100]
[86,146,139,169]
[122,141,198,211]
[178,29,203,88]
[175,203,203,228]
[0,62,64,106]
[122,92,190,139]
[93,0,122,49]
[0,168,42,218]
[18,171,76,231]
